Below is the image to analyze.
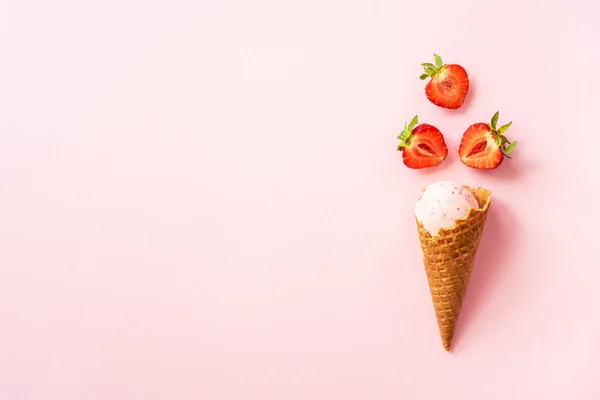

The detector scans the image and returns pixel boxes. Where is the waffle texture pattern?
[416,186,491,351]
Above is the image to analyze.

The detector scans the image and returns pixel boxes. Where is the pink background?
[3,0,600,399]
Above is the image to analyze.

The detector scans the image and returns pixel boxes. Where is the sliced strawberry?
[420,54,469,109]
[458,112,517,170]
[397,116,448,169]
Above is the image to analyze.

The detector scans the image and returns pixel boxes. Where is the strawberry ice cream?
[414,180,479,237]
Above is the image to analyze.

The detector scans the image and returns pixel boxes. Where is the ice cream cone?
[416,186,491,351]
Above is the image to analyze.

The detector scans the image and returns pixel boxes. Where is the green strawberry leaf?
[491,112,499,131]
[500,141,517,158]
[397,123,407,140]
[419,73,430,80]
[421,63,437,75]
[505,141,517,154]
[498,122,512,134]
[434,54,443,68]
[408,115,419,131]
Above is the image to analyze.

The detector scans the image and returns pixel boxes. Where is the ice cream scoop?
[414,180,479,237]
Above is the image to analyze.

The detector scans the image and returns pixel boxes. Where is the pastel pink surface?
[2,0,600,399]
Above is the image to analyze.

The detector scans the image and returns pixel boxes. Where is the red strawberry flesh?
[467,141,488,157]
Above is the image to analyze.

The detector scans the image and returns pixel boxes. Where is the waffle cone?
[416,186,491,351]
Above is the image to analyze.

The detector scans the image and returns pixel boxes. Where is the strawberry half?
[458,111,517,170]
[420,54,469,109]
[397,116,448,169]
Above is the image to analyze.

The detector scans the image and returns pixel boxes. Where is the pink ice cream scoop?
[414,180,479,237]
